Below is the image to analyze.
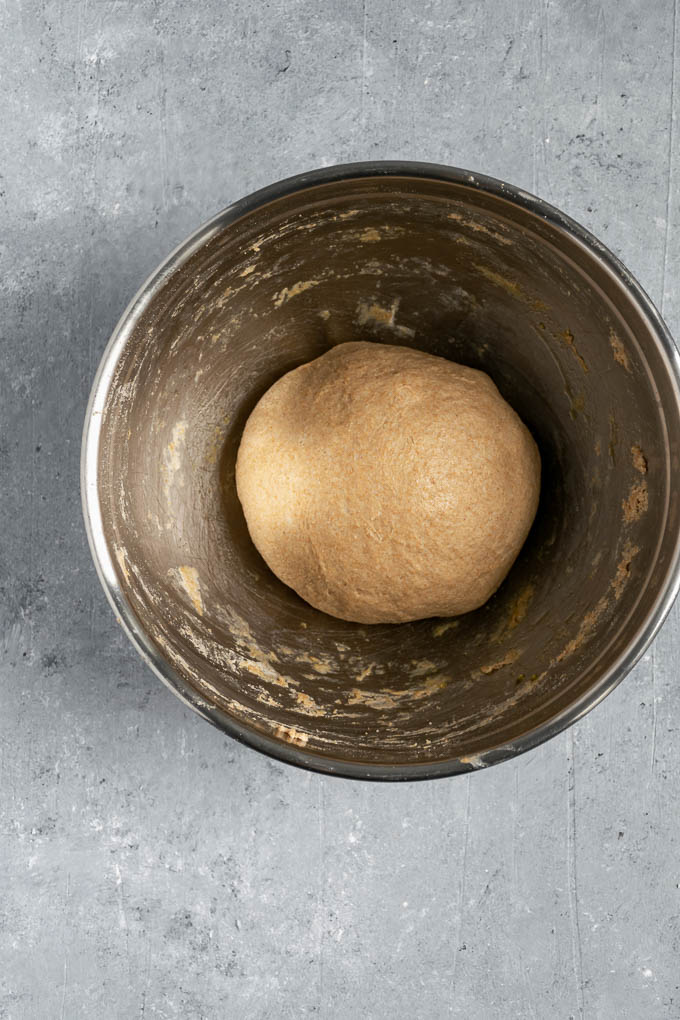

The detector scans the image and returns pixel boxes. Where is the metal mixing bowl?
[82,162,680,780]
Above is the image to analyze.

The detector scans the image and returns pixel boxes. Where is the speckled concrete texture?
[2,1,680,1017]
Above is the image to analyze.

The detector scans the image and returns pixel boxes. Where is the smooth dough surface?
[236,341,541,624]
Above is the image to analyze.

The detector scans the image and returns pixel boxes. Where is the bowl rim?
[81,160,680,781]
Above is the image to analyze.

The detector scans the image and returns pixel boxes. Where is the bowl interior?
[93,170,680,775]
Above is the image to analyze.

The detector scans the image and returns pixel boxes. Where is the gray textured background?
[2,1,679,1017]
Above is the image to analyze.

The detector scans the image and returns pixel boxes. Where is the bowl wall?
[83,164,680,778]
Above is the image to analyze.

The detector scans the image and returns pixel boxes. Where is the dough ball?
[236,341,540,624]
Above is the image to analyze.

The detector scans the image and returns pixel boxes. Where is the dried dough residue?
[356,298,415,338]
[359,228,381,242]
[275,724,309,748]
[492,584,535,641]
[554,597,608,665]
[273,279,321,308]
[347,675,447,710]
[240,659,283,685]
[114,546,130,584]
[610,329,631,372]
[631,444,648,475]
[569,392,585,419]
[205,418,229,467]
[409,659,439,678]
[475,264,522,297]
[478,649,520,675]
[358,298,397,326]
[608,415,619,464]
[561,329,589,373]
[294,691,325,716]
[222,609,297,690]
[175,566,204,616]
[162,421,187,496]
[622,480,649,523]
[432,620,459,638]
[292,651,333,675]
[448,211,511,245]
[611,542,640,600]
[459,753,489,769]
[257,692,282,709]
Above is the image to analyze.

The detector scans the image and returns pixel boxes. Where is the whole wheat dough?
[236,341,540,624]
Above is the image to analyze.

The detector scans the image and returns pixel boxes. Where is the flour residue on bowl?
[356,297,415,338]
[432,619,459,638]
[173,565,204,615]
[409,659,439,678]
[205,418,230,467]
[162,421,187,499]
[347,674,448,711]
[448,211,511,246]
[355,662,375,683]
[273,279,321,308]
[474,264,522,297]
[114,546,130,584]
[550,531,651,668]
[294,691,325,716]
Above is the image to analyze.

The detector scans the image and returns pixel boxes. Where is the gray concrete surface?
[1,0,680,1016]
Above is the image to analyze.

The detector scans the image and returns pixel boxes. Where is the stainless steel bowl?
[82,162,680,780]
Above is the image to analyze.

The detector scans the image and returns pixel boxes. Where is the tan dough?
[236,341,541,624]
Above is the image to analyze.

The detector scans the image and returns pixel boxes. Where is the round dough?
[236,341,540,624]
